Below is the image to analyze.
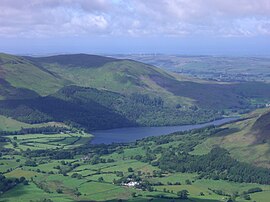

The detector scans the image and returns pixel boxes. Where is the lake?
[90,117,238,144]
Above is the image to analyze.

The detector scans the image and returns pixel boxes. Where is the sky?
[0,0,270,55]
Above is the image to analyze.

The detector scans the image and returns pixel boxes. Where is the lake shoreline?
[90,117,239,144]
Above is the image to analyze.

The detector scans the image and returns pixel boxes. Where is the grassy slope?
[27,54,270,109]
[0,53,269,110]
[28,56,189,107]
[191,108,270,168]
[0,115,69,132]
[0,53,68,96]
[1,53,270,130]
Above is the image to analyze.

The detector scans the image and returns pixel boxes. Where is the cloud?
[0,0,270,38]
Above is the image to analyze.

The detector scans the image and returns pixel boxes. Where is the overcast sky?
[0,0,270,55]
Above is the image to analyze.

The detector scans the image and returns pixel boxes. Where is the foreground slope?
[192,109,270,168]
[1,112,270,202]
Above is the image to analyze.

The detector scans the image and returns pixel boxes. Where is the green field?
[1,119,270,202]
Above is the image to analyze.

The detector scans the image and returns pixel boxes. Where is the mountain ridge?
[1,52,270,131]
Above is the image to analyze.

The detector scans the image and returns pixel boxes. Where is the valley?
[0,109,270,202]
[0,53,270,202]
[1,1,270,201]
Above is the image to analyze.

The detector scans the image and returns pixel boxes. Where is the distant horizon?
[3,51,270,58]
[1,1,270,57]
[1,36,270,57]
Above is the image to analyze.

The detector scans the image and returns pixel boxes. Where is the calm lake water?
[91,117,238,144]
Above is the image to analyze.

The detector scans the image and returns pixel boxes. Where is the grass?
[0,183,73,202]
[5,169,40,179]
[190,109,270,168]
[153,178,270,202]
[251,190,270,202]
[34,161,61,173]
[0,114,69,132]
[0,53,67,96]
[1,109,270,202]
[43,59,192,108]
[149,173,198,184]
[100,160,158,174]
[5,132,92,151]
[103,147,146,161]
[0,155,26,173]
[79,181,131,201]
[0,115,31,131]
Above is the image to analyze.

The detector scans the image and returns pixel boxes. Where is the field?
[0,105,270,202]
[1,122,270,202]
[1,131,91,153]
[1,151,269,202]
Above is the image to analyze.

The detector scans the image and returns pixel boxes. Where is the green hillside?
[1,53,270,131]
[26,54,270,109]
[191,109,270,168]
[26,55,180,101]
[0,78,39,100]
[0,53,68,96]
[0,85,220,130]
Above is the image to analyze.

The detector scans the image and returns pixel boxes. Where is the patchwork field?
[1,109,270,201]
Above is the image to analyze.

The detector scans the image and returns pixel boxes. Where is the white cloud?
[0,0,270,38]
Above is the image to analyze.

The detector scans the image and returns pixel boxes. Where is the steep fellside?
[26,54,270,110]
[191,109,270,168]
[252,110,270,141]
[1,53,270,131]
[0,53,68,96]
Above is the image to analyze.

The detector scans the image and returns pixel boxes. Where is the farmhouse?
[122,180,140,187]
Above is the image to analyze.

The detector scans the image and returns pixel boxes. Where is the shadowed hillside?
[252,110,270,141]
[1,53,270,130]
[25,53,120,68]
[191,109,270,168]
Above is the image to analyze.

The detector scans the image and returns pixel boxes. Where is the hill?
[0,53,68,97]
[24,53,119,68]
[1,53,270,130]
[26,54,270,109]
[25,54,178,98]
[191,109,270,168]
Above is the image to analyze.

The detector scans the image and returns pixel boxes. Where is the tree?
[12,142,18,148]
[56,188,63,194]
[177,190,189,199]
[243,194,251,200]
[19,177,26,182]
[128,167,134,172]
[98,177,104,182]
[185,179,191,185]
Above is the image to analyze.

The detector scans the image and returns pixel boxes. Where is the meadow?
[1,120,270,202]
